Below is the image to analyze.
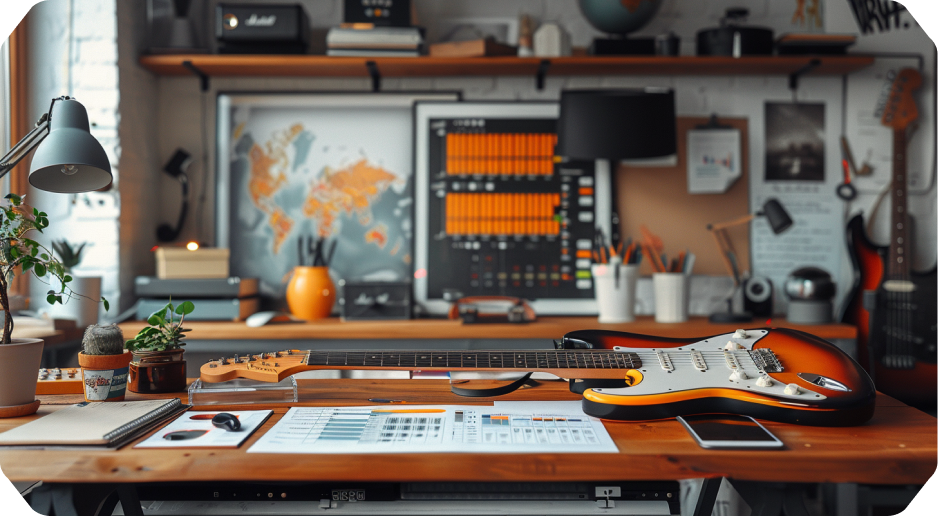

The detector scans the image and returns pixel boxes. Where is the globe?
[578,0,663,35]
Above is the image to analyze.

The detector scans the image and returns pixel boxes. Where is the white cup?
[592,263,639,323]
[653,272,689,323]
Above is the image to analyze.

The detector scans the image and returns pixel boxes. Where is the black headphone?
[156,149,192,242]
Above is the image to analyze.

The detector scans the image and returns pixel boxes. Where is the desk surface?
[0,379,932,486]
[117,316,856,341]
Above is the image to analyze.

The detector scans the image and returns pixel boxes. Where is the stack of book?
[326,26,425,57]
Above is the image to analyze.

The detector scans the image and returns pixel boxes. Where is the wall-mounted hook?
[182,61,210,92]
[536,59,551,91]
[366,61,382,92]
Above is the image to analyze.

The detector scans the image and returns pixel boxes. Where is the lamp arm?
[0,116,50,181]
[707,213,755,232]
[709,227,741,286]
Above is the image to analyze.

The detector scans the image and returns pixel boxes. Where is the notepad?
[0,398,188,448]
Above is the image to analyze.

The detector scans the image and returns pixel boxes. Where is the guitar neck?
[306,350,639,371]
[888,127,910,280]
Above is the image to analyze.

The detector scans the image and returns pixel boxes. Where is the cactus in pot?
[78,324,132,402]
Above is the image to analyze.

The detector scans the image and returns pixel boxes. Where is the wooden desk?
[118,316,856,341]
[0,379,933,515]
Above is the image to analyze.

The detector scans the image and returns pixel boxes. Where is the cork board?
[616,117,750,276]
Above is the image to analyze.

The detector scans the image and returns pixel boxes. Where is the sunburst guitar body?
[843,68,937,411]
[200,327,875,426]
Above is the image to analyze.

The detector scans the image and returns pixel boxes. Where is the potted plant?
[78,324,131,401]
[49,239,102,328]
[0,194,109,416]
[125,300,193,393]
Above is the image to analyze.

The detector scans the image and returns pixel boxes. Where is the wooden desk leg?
[693,478,724,516]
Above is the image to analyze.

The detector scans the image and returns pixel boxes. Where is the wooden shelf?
[118,316,856,341]
[138,54,874,79]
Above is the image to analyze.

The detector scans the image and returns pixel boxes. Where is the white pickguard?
[592,330,826,403]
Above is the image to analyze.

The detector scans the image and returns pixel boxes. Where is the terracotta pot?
[78,351,133,401]
[285,266,336,320]
[0,338,43,408]
[128,349,187,394]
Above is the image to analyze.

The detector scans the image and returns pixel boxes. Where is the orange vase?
[286,266,336,320]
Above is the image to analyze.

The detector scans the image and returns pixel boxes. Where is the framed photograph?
[764,102,826,182]
[414,102,612,316]
[216,92,459,306]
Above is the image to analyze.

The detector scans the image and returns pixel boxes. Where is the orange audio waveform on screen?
[445,193,561,236]
[445,133,557,175]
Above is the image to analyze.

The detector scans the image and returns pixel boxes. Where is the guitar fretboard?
[305,351,642,370]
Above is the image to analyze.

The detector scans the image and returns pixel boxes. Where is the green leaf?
[46,294,57,305]
[34,263,46,276]
[9,247,19,259]
[147,313,165,326]
[40,253,48,260]
[175,301,195,315]
[102,298,109,311]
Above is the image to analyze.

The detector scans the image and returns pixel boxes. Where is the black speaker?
[743,276,773,317]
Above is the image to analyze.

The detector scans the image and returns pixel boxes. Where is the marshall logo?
[245,14,277,27]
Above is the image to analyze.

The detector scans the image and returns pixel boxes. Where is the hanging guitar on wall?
[843,68,937,411]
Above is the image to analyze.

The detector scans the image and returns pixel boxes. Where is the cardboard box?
[156,247,230,279]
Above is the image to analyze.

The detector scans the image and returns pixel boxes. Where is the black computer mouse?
[211,413,241,431]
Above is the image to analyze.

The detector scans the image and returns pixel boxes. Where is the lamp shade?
[28,99,112,193]
[556,88,677,160]
[762,198,793,234]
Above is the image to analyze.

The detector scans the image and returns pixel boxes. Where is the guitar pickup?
[655,351,674,372]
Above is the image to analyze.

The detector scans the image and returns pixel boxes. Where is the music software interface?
[425,117,597,300]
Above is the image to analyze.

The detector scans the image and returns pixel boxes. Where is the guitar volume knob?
[756,376,773,387]
[784,383,801,395]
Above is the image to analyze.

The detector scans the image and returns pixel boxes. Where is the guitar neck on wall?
[844,67,937,410]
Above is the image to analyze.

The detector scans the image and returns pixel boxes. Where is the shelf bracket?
[536,59,551,90]
[366,61,382,92]
[182,60,210,92]
[788,58,821,91]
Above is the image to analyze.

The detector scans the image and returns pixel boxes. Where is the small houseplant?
[125,300,194,393]
[78,324,131,401]
[49,239,103,328]
[0,194,109,415]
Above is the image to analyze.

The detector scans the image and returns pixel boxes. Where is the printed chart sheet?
[248,402,617,453]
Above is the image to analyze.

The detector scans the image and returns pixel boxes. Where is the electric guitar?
[200,327,876,426]
[844,68,937,411]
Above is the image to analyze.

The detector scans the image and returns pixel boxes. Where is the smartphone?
[677,415,784,449]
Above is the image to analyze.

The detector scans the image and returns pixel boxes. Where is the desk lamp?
[1,96,113,193]
[707,198,792,323]
[556,88,677,249]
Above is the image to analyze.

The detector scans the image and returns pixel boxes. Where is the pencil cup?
[286,266,336,320]
[592,264,639,323]
[653,272,689,323]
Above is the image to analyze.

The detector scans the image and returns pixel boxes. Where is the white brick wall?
[25,0,122,317]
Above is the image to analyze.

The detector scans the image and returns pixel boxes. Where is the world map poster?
[217,93,458,306]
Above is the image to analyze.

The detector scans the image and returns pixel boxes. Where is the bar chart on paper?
[248,405,617,453]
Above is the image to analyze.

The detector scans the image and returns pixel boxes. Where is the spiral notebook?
[0,398,189,449]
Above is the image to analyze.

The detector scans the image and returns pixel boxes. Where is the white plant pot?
[0,338,43,407]
[45,276,102,328]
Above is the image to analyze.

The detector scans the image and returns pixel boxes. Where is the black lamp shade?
[557,88,677,160]
[28,99,113,193]
[762,198,793,234]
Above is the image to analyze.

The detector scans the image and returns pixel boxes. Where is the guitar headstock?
[200,350,307,383]
[881,68,922,131]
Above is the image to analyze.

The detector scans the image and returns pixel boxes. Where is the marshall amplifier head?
[216,3,309,54]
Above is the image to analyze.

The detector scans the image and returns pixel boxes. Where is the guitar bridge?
[749,349,783,373]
